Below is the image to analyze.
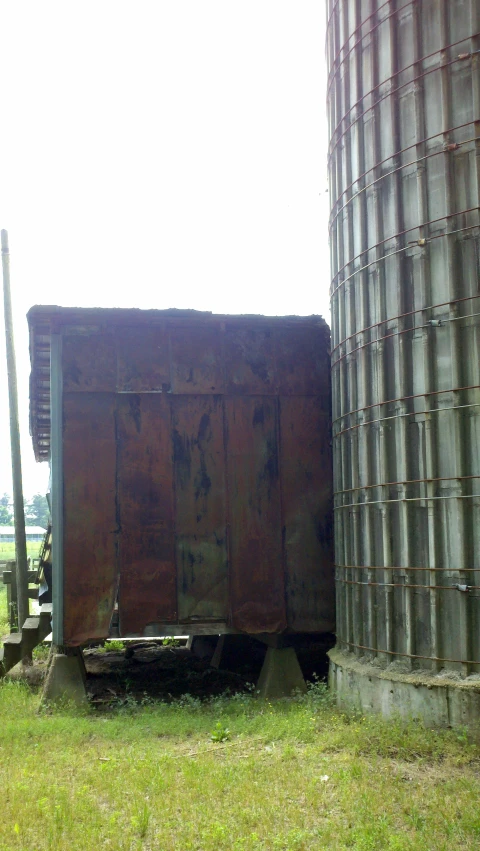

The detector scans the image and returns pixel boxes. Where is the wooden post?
[4,561,18,631]
[1,230,29,630]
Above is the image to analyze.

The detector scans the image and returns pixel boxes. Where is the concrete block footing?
[41,648,87,706]
[257,647,307,699]
[329,647,480,731]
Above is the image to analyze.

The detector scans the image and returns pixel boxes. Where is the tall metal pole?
[1,229,29,631]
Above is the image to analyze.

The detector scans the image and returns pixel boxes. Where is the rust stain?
[170,324,224,394]
[116,327,170,392]
[63,333,116,393]
[276,325,330,398]
[63,393,117,645]
[116,394,176,633]
[224,325,276,395]
[172,395,228,620]
[226,396,287,633]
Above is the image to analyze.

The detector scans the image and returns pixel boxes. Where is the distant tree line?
[0,493,50,529]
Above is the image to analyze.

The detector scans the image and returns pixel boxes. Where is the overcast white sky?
[0,1,330,500]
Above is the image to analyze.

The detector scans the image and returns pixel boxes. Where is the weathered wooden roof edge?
[28,305,331,463]
[27,304,329,328]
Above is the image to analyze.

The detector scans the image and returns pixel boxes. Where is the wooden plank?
[3,633,22,672]
[172,395,228,621]
[63,393,117,645]
[2,570,37,584]
[280,397,335,632]
[225,396,286,633]
[117,394,176,634]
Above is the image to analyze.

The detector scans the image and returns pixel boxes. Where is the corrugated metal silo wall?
[327,0,480,674]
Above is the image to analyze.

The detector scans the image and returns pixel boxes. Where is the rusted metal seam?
[329,136,478,233]
[334,402,480,439]
[276,393,288,628]
[50,333,64,646]
[336,564,480,573]
[335,494,480,510]
[336,578,480,591]
[330,215,480,297]
[334,474,480,497]
[331,295,480,356]
[333,381,480,425]
[332,311,480,368]
[169,386,178,622]
[220,327,233,630]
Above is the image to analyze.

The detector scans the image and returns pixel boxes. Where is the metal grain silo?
[327,0,480,726]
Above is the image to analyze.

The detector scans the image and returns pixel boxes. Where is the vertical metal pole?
[1,230,29,630]
[50,334,64,646]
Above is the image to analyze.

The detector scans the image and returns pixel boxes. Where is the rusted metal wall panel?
[63,332,116,392]
[226,396,286,633]
[116,394,176,634]
[50,313,334,643]
[170,325,224,394]
[280,396,335,632]
[172,395,228,621]
[63,393,117,645]
[224,325,276,395]
[117,327,170,392]
[276,326,330,398]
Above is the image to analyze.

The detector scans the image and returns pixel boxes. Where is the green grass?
[0,542,42,562]
[0,584,8,638]
[96,640,125,653]
[0,681,479,850]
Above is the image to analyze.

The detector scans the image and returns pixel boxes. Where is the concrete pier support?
[41,647,87,705]
[257,647,307,699]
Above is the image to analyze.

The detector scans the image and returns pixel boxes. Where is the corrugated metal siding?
[328,0,480,673]
[172,394,228,622]
[116,394,177,634]
[226,395,286,633]
[63,393,117,645]
[281,396,334,632]
[53,314,334,644]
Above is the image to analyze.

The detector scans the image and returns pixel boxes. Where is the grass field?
[0,542,42,563]
[0,584,8,638]
[0,680,479,851]
[1,537,479,849]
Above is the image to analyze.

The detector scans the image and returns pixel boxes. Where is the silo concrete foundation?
[329,648,480,730]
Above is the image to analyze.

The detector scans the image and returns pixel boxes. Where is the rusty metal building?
[28,307,334,649]
[327,0,480,725]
